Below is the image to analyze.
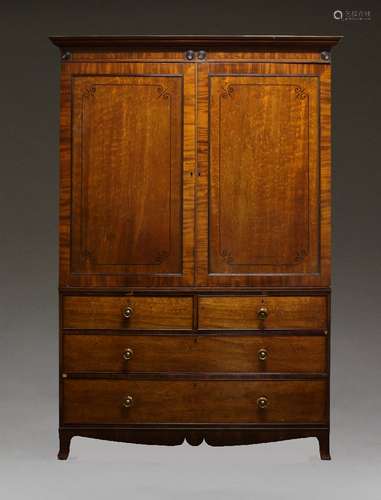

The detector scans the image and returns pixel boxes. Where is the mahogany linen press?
[50,35,341,460]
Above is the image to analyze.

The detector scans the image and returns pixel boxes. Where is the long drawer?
[198,296,327,330]
[63,334,327,373]
[63,296,193,330]
[63,379,328,424]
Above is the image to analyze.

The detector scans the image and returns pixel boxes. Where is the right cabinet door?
[197,62,331,287]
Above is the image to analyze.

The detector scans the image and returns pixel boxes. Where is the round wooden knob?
[258,348,268,361]
[122,306,134,319]
[257,307,268,321]
[257,396,269,409]
[122,395,134,409]
[122,348,134,361]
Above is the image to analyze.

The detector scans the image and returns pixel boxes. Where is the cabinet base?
[58,427,330,461]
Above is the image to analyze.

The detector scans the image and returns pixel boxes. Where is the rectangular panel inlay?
[71,75,183,276]
[208,75,319,276]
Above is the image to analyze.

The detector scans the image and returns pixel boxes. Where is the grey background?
[1,0,380,498]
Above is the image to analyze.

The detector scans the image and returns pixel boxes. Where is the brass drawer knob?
[257,396,269,409]
[185,49,195,60]
[257,348,268,361]
[257,306,268,321]
[122,306,134,319]
[122,348,134,361]
[122,395,134,409]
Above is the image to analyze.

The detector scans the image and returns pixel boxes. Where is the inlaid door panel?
[60,63,195,287]
[197,63,331,287]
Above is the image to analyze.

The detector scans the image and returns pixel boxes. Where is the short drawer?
[63,335,327,373]
[198,296,327,330]
[63,296,193,330]
[63,379,328,424]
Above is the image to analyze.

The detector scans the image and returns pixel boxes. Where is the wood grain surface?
[198,295,327,329]
[63,296,193,330]
[196,62,331,287]
[63,379,328,424]
[60,62,196,288]
[63,334,327,373]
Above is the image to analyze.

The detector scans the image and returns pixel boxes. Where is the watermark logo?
[333,10,343,20]
[333,9,371,21]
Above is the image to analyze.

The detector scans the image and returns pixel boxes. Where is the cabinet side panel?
[71,75,182,275]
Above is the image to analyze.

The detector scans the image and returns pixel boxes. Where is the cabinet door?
[197,63,331,287]
[60,63,195,287]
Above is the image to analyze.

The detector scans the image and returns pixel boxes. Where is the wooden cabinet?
[51,35,340,461]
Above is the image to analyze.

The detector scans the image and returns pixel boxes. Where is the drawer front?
[63,335,327,373]
[63,296,193,330]
[63,379,327,424]
[198,296,327,330]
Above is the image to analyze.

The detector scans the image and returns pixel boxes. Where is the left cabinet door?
[60,62,195,287]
